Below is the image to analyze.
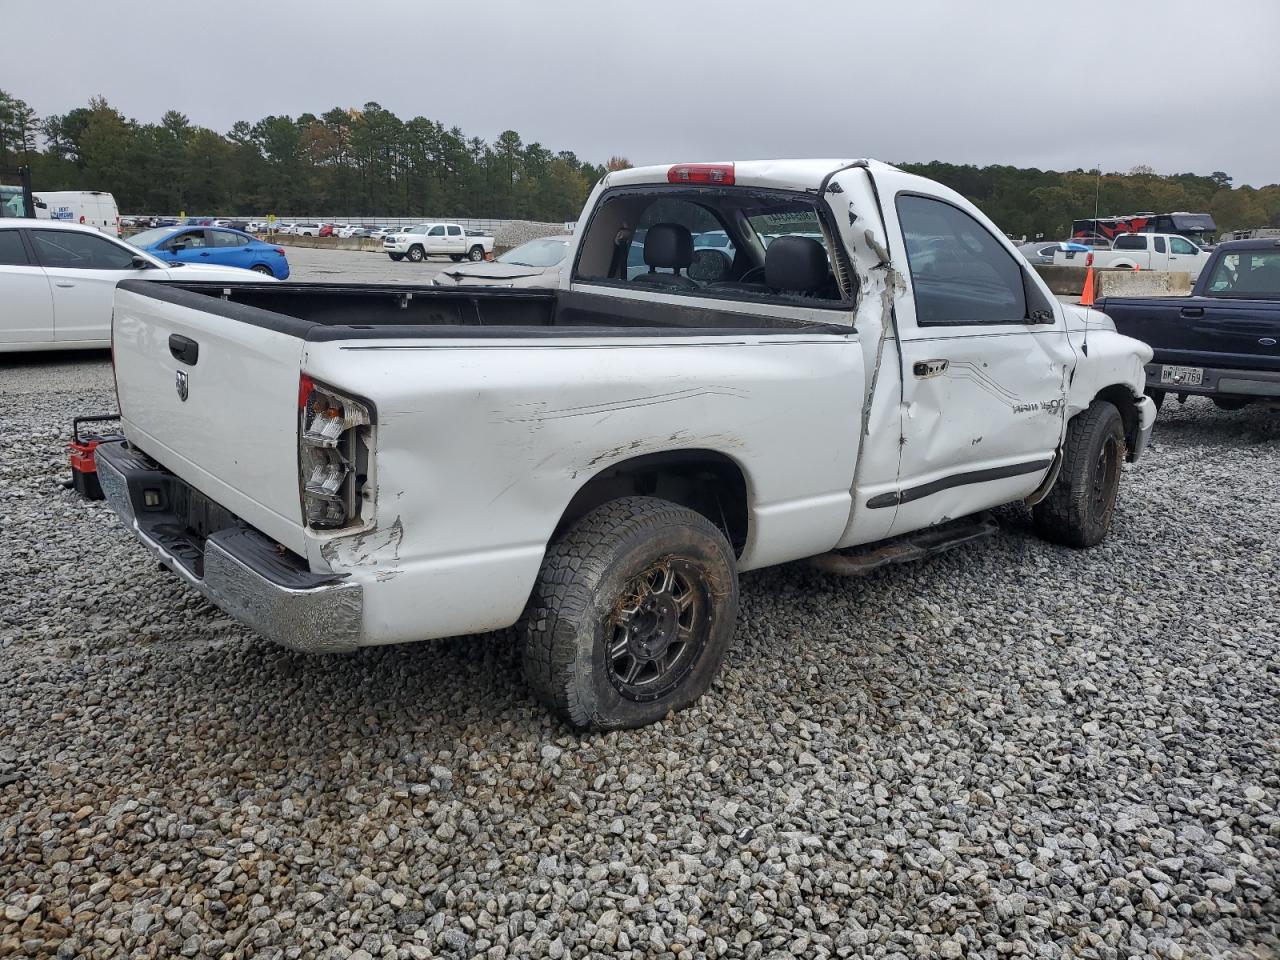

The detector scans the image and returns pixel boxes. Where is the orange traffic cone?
[1080,267,1096,306]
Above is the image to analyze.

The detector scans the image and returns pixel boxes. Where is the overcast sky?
[6,0,1277,185]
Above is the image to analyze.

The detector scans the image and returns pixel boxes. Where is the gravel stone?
[1,358,1277,959]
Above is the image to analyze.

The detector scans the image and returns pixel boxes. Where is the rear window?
[1113,235,1147,250]
[573,187,848,307]
[1205,251,1280,296]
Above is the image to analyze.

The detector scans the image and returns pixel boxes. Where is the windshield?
[497,237,569,267]
[1,185,29,218]
[745,206,824,252]
[127,227,181,248]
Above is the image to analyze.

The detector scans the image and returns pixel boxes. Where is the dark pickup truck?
[1096,238,1280,410]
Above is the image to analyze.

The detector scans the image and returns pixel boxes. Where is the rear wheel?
[1033,401,1125,548]
[1213,397,1252,411]
[406,245,425,263]
[388,252,404,262]
[468,245,485,262]
[520,497,739,730]
[250,264,273,276]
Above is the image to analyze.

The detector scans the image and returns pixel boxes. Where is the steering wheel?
[737,265,766,284]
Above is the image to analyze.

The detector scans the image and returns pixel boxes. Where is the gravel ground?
[1,355,1277,960]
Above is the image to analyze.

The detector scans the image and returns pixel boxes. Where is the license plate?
[1160,365,1204,386]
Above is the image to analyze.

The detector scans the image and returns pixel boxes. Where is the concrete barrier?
[273,235,384,253]
[1095,269,1191,298]
[1032,264,1191,298]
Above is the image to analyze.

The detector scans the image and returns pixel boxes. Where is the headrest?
[643,223,694,269]
[765,235,829,292]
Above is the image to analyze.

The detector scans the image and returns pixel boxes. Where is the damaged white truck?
[98,159,1156,729]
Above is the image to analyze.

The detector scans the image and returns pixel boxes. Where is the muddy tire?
[520,497,738,730]
[406,245,425,263]
[1033,401,1125,549]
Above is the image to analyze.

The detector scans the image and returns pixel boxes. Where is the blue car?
[127,225,290,279]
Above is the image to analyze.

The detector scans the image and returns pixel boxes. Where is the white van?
[33,191,121,237]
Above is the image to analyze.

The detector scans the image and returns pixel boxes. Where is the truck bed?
[120,280,847,340]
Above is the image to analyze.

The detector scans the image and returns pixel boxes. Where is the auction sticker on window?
[1160,365,1204,386]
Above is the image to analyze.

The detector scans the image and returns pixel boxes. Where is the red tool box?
[67,414,123,500]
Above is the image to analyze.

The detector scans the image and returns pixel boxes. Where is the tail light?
[274,247,286,256]
[667,163,735,186]
[298,375,373,530]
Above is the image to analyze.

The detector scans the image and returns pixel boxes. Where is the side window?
[446,225,462,236]
[896,194,1027,325]
[0,230,29,265]
[166,231,207,251]
[1153,236,1166,253]
[211,230,249,248]
[31,230,136,270]
[427,225,446,237]
[1169,236,1197,255]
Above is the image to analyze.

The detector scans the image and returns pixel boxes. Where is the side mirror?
[130,255,152,269]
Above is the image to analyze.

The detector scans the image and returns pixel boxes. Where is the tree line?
[3,89,1278,236]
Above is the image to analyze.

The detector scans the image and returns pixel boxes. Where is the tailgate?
[112,284,308,554]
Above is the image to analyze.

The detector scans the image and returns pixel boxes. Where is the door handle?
[913,359,949,379]
[55,280,75,288]
[168,334,199,365]
[199,252,211,257]
[1180,306,1204,318]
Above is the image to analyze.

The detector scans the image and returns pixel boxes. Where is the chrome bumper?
[97,442,363,654]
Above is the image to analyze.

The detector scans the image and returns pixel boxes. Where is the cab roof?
[601,159,899,192]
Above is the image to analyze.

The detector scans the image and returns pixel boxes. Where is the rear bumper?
[96,441,362,654]
[1146,362,1280,399]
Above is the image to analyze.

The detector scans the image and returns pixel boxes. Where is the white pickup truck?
[97,159,1156,730]
[1054,231,1211,279]
[383,222,494,263]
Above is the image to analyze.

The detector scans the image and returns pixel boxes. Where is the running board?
[808,513,998,577]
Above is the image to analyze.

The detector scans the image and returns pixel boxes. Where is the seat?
[764,235,830,296]
[631,223,698,289]
[712,234,832,298]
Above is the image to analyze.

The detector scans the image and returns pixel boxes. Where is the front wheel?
[388,253,404,262]
[468,245,485,262]
[1033,401,1125,548]
[521,497,739,730]
[406,245,425,263]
